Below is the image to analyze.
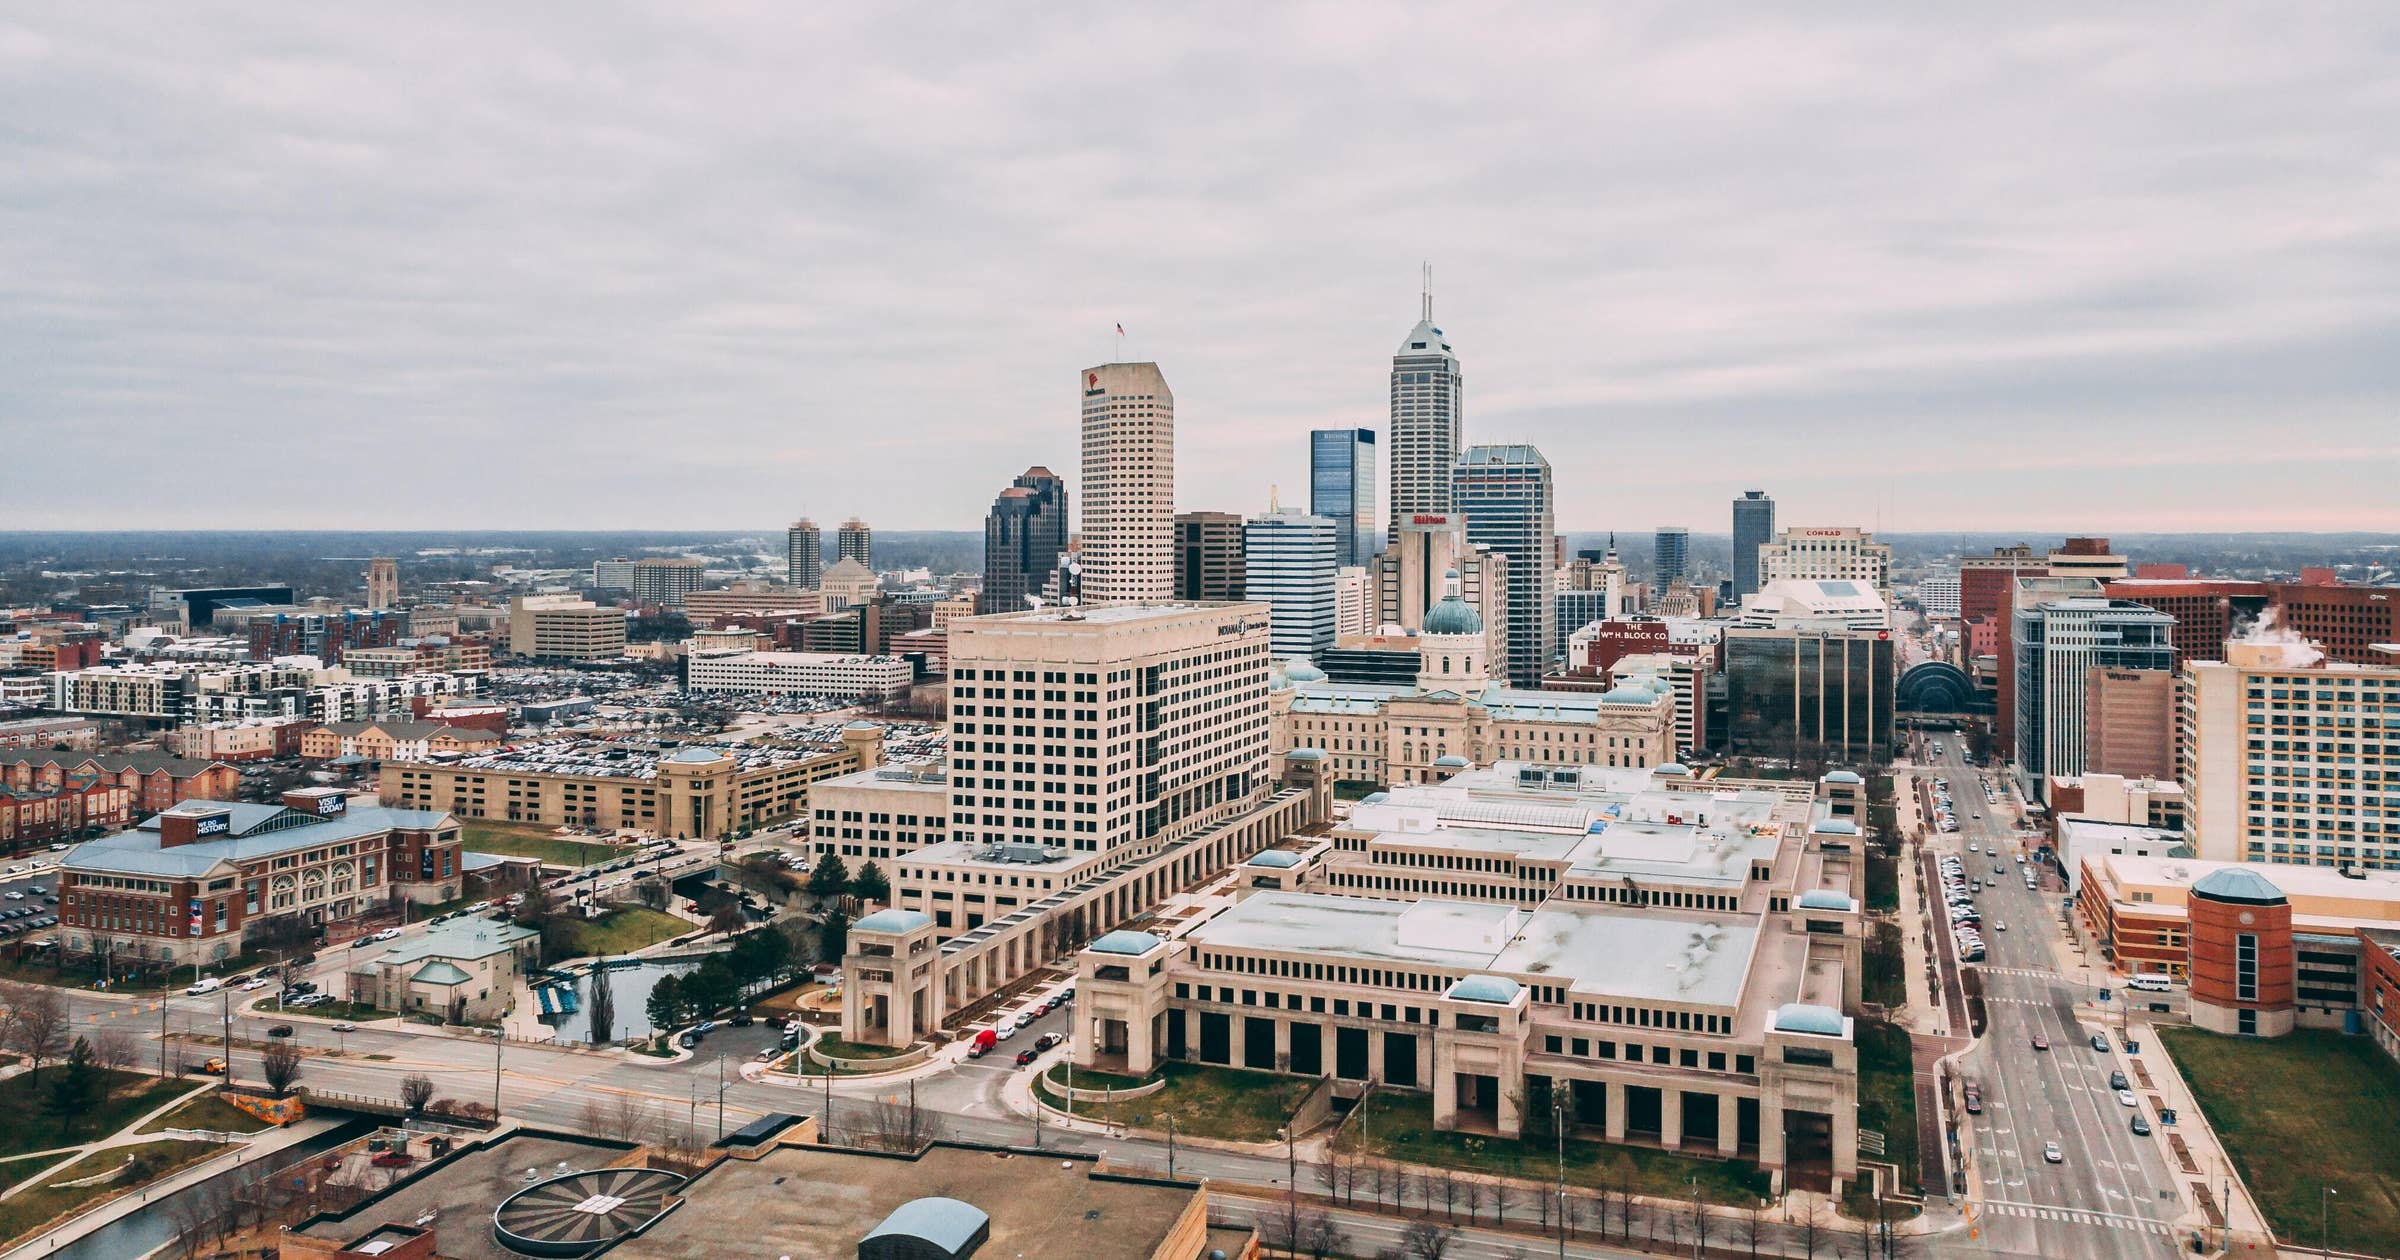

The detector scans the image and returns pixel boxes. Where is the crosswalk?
[1980,1199,2176,1235]
[1978,966,2053,978]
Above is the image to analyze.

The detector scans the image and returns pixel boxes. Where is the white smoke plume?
[2231,605,2326,668]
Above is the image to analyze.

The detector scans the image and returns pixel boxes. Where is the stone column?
[1718,1093,1740,1155]
[1604,1079,1627,1142]
[1662,1088,1684,1149]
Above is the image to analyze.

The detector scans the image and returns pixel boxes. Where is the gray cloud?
[2,4,2397,533]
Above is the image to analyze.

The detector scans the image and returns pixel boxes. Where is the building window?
[2236,932,2258,1003]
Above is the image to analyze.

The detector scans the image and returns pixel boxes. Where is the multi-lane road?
[1913,741,2187,1260]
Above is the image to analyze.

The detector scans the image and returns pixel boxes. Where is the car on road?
[2031,1035,2050,1051]
[330,1022,357,1032]
[1035,1032,1062,1052]
[2109,1071,2129,1091]
[187,977,224,995]
[267,1024,295,1038]
[2089,1034,2109,1052]
[197,1057,227,1075]
[678,1030,701,1049]
[2117,1089,2138,1108]
[2131,1115,2152,1136]
[1963,1082,1982,1114]
[2043,1141,2063,1164]
[1015,1049,1038,1067]
[241,977,272,991]
[996,1022,1019,1041]
[756,1046,780,1062]
[372,927,402,942]
[1995,921,2006,931]
[694,1019,718,1034]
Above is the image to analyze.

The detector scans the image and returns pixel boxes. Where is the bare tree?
[1315,1153,1341,1200]
[577,1097,609,1139]
[1364,1159,1389,1210]
[1436,1167,1457,1218]
[1401,1221,1457,1260]
[1742,1201,1765,1259]
[400,1073,436,1119]
[1801,1207,1822,1259]
[1690,1191,1713,1255]
[1296,1211,1349,1260]
[853,1095,937,1152]
[90,1026,141,1104]
[611,1091,650,1144]
[1461,1176,1485,1224]
[258,1039,304,1098]
[1490,1178,1516,1226]
[1258,1211,1300,1256]
[0,981,69,1071]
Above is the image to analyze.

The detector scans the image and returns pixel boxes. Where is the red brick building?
[0,751,238,814]
[2103,575,2398,664]
[0,775,134,847]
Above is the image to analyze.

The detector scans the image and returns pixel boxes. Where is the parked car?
[1963,1083,1982,1114]
[2109,1070,2129,1091]
[2089,1034,2109,1052]
[2117,1089,2138,1108]
[730,1009,753,1027]
[678,1030,701,1049]
[1035,1032,1062,1052]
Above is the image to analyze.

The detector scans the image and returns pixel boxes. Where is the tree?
[1296,1212,1349,1260]
[850,860,890,904]
[0,981,70,1071]
[646,973,685,1037]
[45,1037,102,1136]
[1490,1179,1516,1226]
[259,1039,304,1098]
[1401,1221,1456,1260]
[706,897,748,937]
[90,1027,140,1105]
[586,957,617,1044]
[819,907,851,963]
[807,854,851,900]
[401,1073,435,1119]
[683,958,737,1019]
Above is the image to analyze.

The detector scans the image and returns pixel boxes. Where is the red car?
[1015,1049,1038,1067]
[2031,1035,2050,1052]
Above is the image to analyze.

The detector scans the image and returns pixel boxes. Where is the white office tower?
[1387,276,1463,543]
[1243,509,1340,661]
[1078,361,1176,602]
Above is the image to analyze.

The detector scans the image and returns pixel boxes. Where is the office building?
[1454,444,1554,687]
[1172,511,1246,602]
[2183,643,2400,869]
[1335,566,1371,639]
[592,558,636,593]
[1731,490,1775,601]
[946,602,1272,856]
[1755,527,1893,608]
[148,586,298,631]
[685,649,913,703]
[507,595,626,661]
[630,558,707,609]
[1996,575,2104,750]
[364,557,398,610]
[2046,536,2129,582]
[2048,774,2186,840]
[1073,762,1868,1177]
[2084,667,2178,780]
[1719,627,1895,763]
[838,517,873,569]
[682,583,820,623]
[1957,544,2043,629]
[1310,427,1380,568]
[2010,598,2175,795]
[1369,513,1507,673]
[2104,574,2399,663]
[1243,510,1339,661]
[382,725,885,842]
[1078,361,1176,602]
[807,762,952,864]
[1387,286,1464,541]
[980,466,1069,615]
[330,639,493,679]
[1653,526,1691,586]
[60,788,464,966]
[1917,573,1961,620]
[786,519,824,590]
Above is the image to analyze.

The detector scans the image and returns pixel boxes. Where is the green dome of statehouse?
[1423,593,1483,636]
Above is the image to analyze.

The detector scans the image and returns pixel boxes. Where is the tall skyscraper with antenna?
[1387,266,1463,545]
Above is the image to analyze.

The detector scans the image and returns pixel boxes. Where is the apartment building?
[1073,762,1867,1178]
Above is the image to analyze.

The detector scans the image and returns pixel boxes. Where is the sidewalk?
[2125,1016,2279,1253]
[0,1114,344,1259]
[0,1079,218,1202]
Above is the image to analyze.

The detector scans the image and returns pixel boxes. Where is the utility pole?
[492,1028,504,1117]
[220,988,232,1086]
[1165,1112,1177,1180]
[158,998,168,1075]
[1280,1125,1298,1254]
[1554,1092,1567,1259]
[716,1053,727,1140]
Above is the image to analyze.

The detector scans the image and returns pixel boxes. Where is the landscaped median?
[800,1035,925,1075]
[1032,1062,1316,1144]
[2158,1025,2399,1255]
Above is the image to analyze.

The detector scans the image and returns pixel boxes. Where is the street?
[1912,741,2185,1260]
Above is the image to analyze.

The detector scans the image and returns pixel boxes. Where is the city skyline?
[3,9,2396,533]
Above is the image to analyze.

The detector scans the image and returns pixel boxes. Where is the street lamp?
[1277,1125,1297,1253]
[2322,1184,2338,1258]
[1551,1089,1567,1260]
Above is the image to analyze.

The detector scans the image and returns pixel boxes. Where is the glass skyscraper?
[1454,444,1553,687]
[1309,428,1379,568]
[1243,509,1340,660]
[1732,489,1775,601]
[1653,526,1690,586]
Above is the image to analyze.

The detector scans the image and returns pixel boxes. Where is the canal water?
[537,958,698,1045]
[48,1119,373,1260]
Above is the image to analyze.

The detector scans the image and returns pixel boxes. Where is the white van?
[2128,974,2172,993]
[185,977,224,995]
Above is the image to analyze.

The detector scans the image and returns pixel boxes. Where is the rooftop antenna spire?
[1421,261,1433,321]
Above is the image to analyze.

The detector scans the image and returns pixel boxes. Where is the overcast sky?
[4,6,2398,534]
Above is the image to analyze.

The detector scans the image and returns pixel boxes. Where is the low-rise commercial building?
[61,788,464,966]
[685,649,912,703]
[808,763,951,863]
[380,725,885,840]
[507,595,627,662]
[345,917,540,1024]
[0,716,100,751]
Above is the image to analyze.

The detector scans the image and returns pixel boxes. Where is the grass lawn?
[0,1068,187,1158]
[1038,1062,1313,1144]
[0,950,277,995]
[568,907,688,956]
[1342,1092,1773,1207]
[1044,1064,1150,1091]
[135,1092,273,1135]
[812,1035,912,1060]
[2159,1026,2400,1254]
[0,1139,223,1249]
[460,820,619,868]
[1850,1016,1919,1207]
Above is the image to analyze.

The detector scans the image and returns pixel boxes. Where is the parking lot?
[0,853,66,944]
